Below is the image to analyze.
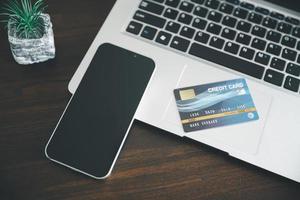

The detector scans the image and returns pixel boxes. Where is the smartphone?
[45,43,155,179]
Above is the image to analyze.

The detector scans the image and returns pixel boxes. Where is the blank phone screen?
[45,43,155,178]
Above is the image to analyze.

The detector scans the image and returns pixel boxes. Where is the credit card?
[174,79,259,133]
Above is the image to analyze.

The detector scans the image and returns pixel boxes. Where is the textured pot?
[8,13,55,65]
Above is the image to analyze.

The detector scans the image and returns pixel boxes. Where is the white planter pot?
[8,13,55,65]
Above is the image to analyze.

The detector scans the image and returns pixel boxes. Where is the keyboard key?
[222,16,237,28]
[266,43,282,56]
[206,23,222,35]
[248,12,263,24]
[282,48,297,61]
[221,27,236,40]
[284,76,300,92]
[233,8,249,19]
[219,3,234,14]
[178,13,193,24]
[251,25,266,38]
[195,31,210,44]
[266,30,282,43]
[192,18,207,30]
[194,31,210,44]
[141,26,157,40]
[165,0,180,8]
[225,0,240,5]
[224,41,240,54]
[152,0,164,3]
[164,8,179,20]
[286,63,300,76]
[285,17,300,26]
[236,33,251,45]
[240,2,255,10]
[139,1,165,15]
[209,36,225,49]
[292,27,300,38]
[262,17,277,29]
[179,1,195,12]
[191,0,205,4]
[298,55,300,64]
[205,0,220,9]
[126,21,143,35]
[277,22,292,34]
[189,43,265,79]
[156,31,172,45]
[208,11,223,23]
[170,36,190,52]
[255,7,269,15]
[251,38,266,50]
[237,20,252,32]
[239,46,255,60]
[165,21,181,33]
[270,57,286,71]
[255,52,270,65]
[134,10,166,28]
[270,12,285,20]
[264,69,284,86]
[194,6,208,17]
[180,26,196,38]
[281,35,296,48]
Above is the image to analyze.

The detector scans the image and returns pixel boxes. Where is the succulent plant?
[1,0,47,39]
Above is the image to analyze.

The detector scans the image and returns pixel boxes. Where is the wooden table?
[1,0,300,199]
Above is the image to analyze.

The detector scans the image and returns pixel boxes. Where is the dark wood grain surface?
[1,0,300,199]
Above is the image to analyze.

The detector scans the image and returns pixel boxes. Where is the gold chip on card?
[179,89,196,100]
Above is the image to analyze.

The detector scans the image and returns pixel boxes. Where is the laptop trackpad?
[163,65,273,155]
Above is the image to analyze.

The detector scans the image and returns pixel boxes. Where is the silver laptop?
[68,0,300,182]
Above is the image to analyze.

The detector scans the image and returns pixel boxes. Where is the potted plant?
[1,0,55,65]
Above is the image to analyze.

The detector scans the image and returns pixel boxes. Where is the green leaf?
[0,0,47,39]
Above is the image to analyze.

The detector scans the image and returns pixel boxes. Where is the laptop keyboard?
[126,0,300,94]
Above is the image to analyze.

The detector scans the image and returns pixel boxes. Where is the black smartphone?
[45,43,155,179]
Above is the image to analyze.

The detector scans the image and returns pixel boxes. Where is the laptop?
[68,0,300,182]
